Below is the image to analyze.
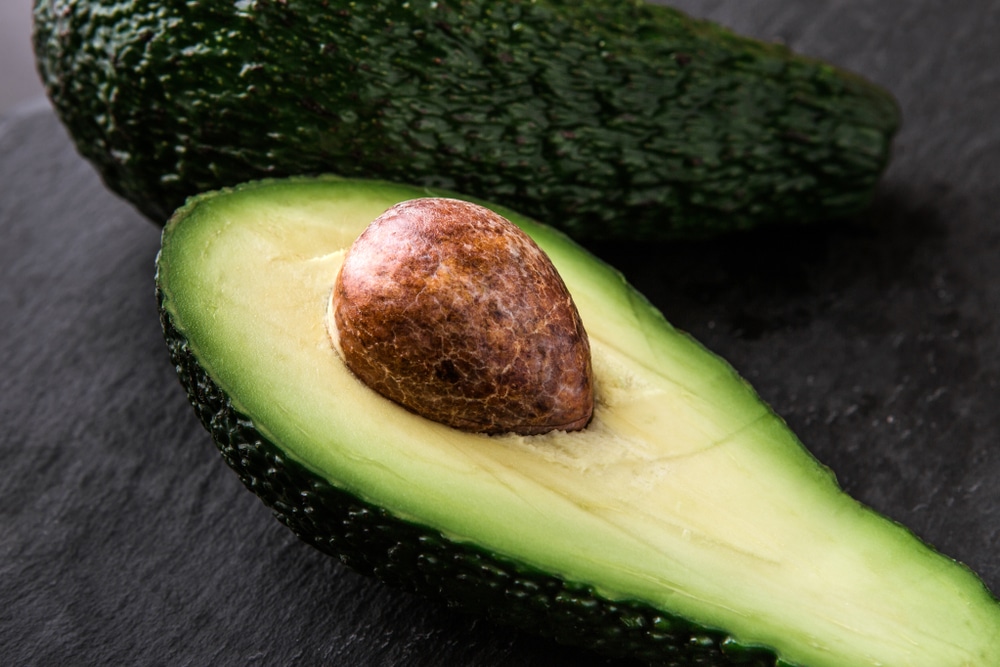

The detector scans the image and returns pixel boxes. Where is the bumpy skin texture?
[34,0,899,238]
[159,292,784,667]
[333,198,594,435]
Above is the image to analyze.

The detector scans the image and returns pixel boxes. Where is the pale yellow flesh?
[159,177,1000,667]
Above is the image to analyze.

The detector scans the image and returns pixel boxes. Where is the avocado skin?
[159,294,782,667]
[34,0,898,239]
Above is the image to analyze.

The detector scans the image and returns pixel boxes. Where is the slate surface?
[2,2,999,666]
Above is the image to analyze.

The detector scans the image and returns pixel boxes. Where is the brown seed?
[331,198,594,435]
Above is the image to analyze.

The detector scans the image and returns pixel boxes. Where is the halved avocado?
[156,176,1000,667]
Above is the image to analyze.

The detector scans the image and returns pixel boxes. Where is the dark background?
[0,1,45,118]
[2,1,999,665]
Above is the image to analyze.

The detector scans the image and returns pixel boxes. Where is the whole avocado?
[33,0,900,239]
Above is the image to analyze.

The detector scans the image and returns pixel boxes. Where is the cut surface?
[157,176,1000,667]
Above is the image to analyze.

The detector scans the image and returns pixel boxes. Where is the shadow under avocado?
[580,185,951,343]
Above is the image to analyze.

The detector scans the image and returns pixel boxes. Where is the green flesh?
[35,0,899,238]
[156,177,1000,666]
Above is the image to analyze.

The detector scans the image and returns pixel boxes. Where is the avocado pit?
[330,198,594,435]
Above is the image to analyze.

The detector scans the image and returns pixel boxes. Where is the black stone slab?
[3,2,999,665]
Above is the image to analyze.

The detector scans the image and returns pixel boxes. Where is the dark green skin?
[34,0,899,239]
[159,291,792,667]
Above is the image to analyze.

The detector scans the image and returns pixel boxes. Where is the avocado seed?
[330,198,593,435]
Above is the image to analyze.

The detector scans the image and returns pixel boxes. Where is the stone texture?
[334,198,593,435]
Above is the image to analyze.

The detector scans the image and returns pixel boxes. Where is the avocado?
[156,176,1000,667]
[35,0,899,239]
